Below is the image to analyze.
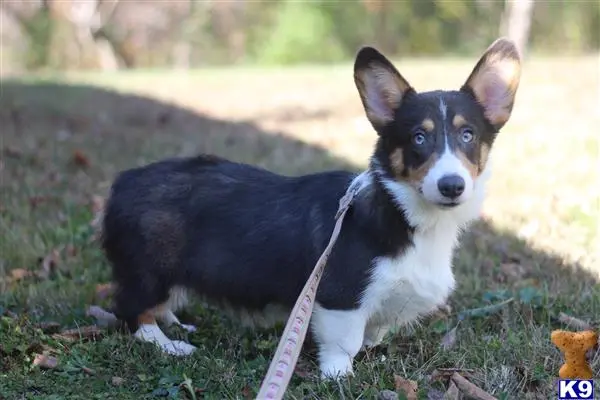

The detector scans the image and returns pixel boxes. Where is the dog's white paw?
[179,323,197,333]
[134,324,196,356]
[162,340,197,356]
[319,355,354,380]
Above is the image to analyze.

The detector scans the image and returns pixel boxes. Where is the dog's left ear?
[354,46,414,132]
[462,38,521,130]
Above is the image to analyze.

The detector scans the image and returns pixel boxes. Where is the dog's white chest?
[360,225,458,327]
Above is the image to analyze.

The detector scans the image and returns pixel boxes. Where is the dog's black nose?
[438,175,465,199]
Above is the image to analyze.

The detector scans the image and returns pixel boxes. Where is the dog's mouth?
[436,201,460,209]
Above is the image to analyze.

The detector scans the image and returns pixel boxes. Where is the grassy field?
[1,55,599,399]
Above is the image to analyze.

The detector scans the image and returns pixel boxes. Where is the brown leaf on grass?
[440,326,458,351]
[394,375,418,400]
[10,268,32,282]
[444,381,461,400]
[111,376,125,386]
[557,312,592,330]
[72,150,90,167]
[450,373,497,400]
[53,325,104,342]
[32,354,58,369]
[95,283,114,301]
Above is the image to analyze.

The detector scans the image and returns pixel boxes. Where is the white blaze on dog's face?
[354,38,521,208]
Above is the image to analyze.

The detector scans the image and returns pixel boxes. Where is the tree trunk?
[503,0,535,57]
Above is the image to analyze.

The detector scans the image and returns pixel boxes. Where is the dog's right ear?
[354,47,414,132]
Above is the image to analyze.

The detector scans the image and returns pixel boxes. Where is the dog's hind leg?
[134,309,196,356]
[113,282,196,356]
[155,288,197,332]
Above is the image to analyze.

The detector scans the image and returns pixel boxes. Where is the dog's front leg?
[311,305,367,379]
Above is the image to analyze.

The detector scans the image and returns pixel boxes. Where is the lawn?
[1,55,599,400]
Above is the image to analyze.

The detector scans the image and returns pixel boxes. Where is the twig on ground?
[557,312,593,330]
[451,373,497,400]
[430,368,474,381]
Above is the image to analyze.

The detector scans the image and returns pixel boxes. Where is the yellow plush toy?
[551,329,598,379]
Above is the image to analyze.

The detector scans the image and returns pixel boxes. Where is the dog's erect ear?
[354,46,413,131]
[462,38,521,130]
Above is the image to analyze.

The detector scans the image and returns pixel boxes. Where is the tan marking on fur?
[389,148,405,178]
[455,150,478,180]
[138,310,157,325]
[479,143,490,172]
[405,153,439,188]
[422,118,435,132]
[452,114,466,129]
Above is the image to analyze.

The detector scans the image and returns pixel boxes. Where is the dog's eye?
[413,131,426,145]
[461,128,474,143]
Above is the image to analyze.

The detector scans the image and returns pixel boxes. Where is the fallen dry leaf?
[440,326,458,350]
[53,325,104,342]
[111,376,125,386]
[394,375,418,400]
[10,268,32,282]
[72,150,90,167]
[32,354,58,369]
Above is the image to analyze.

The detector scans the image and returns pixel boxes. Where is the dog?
[100,37,521,379]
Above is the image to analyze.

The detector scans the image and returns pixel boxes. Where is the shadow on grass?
[0,80,598,399]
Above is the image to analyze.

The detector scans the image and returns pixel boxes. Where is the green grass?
[1,56,599,399]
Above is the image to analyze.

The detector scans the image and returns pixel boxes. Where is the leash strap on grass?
[255,184,360,400]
